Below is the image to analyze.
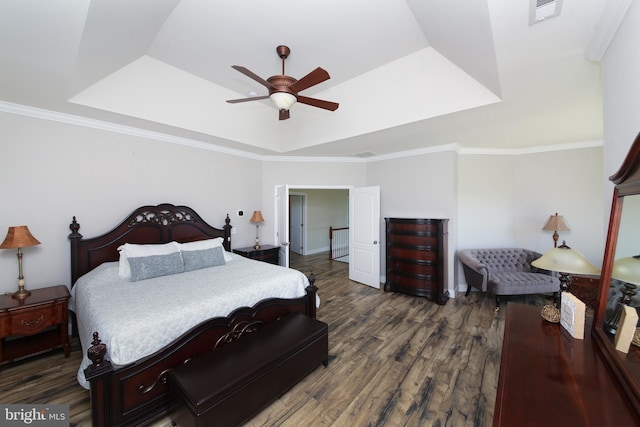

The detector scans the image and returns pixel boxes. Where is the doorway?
[289,193,305,255]
[276,185,381,288]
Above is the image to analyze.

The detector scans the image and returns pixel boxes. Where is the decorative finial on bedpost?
[84,331,113,381]
[88,332,107,368]
[69,216,82,239]
[306,272,318,319]
[223,214,232,251]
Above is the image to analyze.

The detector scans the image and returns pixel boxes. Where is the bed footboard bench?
[168,313,329,427]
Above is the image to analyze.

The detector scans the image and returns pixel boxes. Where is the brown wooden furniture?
[169,313,328,427]
[68,203,318,427]
[493,303,639,426]
[0,285,70,365]
[384,218,449,305]
[570,274,600,310]
[495,133,640,425]
[233,244,280,265]
[592,132,640,418]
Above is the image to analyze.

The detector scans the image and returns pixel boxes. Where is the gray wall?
[0,112,262,294]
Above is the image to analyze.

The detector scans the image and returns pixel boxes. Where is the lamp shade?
[542,213,570,232]
[612,255,640,286]
[0,226,41,249]
[250,211,265,223]
[531,242,600,275]
[270,92,297,110]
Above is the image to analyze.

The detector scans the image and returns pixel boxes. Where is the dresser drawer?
[388,247,439,261]
[387,234,439,246]
[386,273,439,290]
[387,259,438,276]
[387,222,441,233]
[10,304,59,336]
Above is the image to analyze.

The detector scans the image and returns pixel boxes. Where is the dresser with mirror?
[493,133,640,425]
[593,132,640,418]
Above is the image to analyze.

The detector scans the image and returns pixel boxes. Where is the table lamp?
[542,213,570,248]
[0,225,41,299]
[531,241,600,318]
[604,254,640,334]
[250,211,265,250]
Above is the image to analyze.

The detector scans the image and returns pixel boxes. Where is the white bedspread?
[70,253,310,389]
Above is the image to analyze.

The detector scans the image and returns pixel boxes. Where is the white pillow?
[118,241,181,279]
[179,238,233,262]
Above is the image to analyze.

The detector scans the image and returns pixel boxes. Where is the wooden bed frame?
[68,203,317,427]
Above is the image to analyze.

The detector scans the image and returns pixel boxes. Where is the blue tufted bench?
[458,248,559,307]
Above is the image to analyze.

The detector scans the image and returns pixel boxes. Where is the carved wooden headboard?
[68,203,232,285]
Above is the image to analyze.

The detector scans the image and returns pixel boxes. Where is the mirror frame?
[593,132,640,416]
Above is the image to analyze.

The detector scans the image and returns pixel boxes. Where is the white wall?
[0,109,607,300]
[602,0,640,176]
[0,112,262,295]
[260,161,367,248]
[511,147,604,263]
[366,151,458,295]
[457,147,604,293]
[366,147,604,296]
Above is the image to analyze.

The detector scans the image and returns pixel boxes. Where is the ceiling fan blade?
[289,67,330,93]
[279,109,290,120]
[226,95,269,104]
[296,95,339,111]
[231,65,275,89]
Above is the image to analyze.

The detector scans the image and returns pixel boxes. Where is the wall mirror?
[593,132,640,416]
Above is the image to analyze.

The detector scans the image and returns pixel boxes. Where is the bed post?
[68,216,83,285]
[84,332,114,427]
[223,214,232,251]
[306,273,318,319]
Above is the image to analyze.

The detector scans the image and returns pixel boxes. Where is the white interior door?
[275,185,290,267]
[349,186,381,288]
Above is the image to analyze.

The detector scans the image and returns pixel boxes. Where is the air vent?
[529,0,563,25]
[353,151,377,158]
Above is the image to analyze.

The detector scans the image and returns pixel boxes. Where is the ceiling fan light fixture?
[270,92,297,110]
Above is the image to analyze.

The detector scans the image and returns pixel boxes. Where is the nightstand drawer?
[233,245,280,265]
[10,304,59,335]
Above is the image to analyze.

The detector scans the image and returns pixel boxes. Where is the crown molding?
[1,100,602,163]
[458,140,602,155]
[0,100,265,161]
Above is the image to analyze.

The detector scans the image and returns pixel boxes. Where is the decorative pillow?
[118,241,181,279]
[182,246,226,272]
[179,238,232,262]
[128,252,185,282]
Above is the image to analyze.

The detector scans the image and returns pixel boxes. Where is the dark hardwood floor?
[0,252,548,426]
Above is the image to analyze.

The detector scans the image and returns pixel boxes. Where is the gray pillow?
[128,252,184,282]
[182,246,226,272]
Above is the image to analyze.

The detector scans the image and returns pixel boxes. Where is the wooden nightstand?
[570,274,601,311]
[0,285,71,365]
[233,245,280,265]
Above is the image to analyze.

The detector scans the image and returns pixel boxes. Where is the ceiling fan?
[226,45,339,120]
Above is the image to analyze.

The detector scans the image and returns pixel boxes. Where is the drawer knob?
[21,315,44,327]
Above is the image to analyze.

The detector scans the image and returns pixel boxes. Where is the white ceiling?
[0,0,608,158]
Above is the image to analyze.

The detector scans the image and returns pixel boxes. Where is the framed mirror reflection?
[593,132,640,416]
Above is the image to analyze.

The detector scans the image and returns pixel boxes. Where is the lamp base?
[8,287,31,300]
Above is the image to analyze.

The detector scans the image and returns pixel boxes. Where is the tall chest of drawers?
[384,218,449,305]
